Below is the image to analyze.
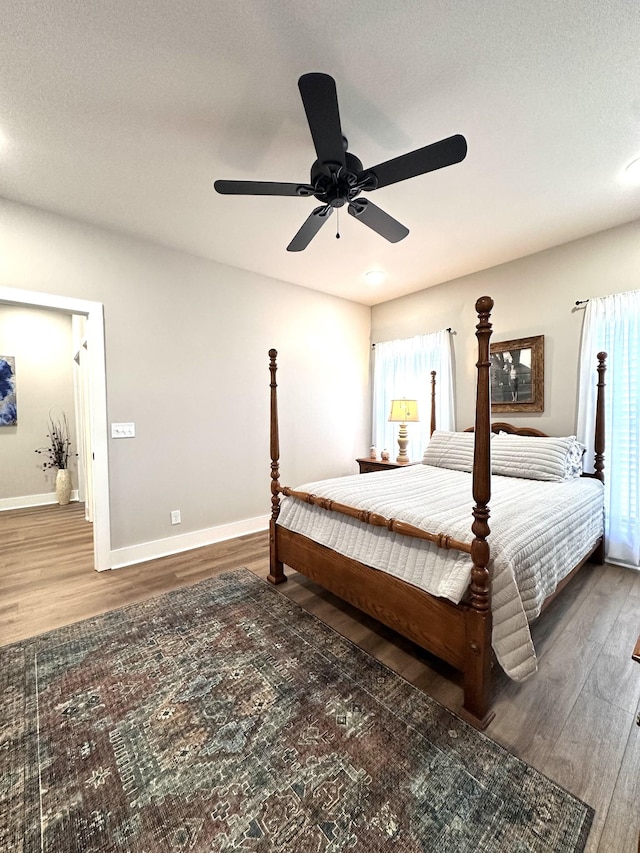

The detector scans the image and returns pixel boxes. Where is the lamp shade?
[388,399,419,423]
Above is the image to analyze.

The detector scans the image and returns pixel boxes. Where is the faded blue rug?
[1,569,593,852]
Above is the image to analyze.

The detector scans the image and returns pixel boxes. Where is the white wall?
[0,198,371,558]
[372,220,640,436]
[0,304,77,501]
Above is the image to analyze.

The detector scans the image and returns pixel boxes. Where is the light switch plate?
[111,422,135,438]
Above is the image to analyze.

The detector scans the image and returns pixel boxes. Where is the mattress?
[276,464,604,681]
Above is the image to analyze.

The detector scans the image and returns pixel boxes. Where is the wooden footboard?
[276,524,496,728]
[276,525,468,669]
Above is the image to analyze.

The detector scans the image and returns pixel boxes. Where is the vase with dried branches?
[35,411,75,505]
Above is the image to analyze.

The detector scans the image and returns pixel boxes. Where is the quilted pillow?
[491,433,584,481]
[565,439,587,478]
[422,430,477,472]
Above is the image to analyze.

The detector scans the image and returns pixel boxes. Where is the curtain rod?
[371,328,454,348]
[575,299,590,305]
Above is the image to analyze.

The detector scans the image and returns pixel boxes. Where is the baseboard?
[109,514,269,570]
[0,491,80,511]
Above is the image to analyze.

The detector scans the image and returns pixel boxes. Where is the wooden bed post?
[430,370,437,436]
[588,351,607,565]
[594,351,607,483]
[461,296,495,729]
[268,349,286,585]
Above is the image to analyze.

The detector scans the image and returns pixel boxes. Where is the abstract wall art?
[0,356,17,425]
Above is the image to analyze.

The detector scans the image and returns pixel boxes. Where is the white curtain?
[372,330,454,463]
[577,289,640,568]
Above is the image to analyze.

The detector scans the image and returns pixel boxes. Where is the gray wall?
[0,304,77,500]
[0,198,371,551]
[372,220,640,435]
[4,194,638,557]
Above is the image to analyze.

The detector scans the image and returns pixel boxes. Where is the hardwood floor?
[2,503,639,852]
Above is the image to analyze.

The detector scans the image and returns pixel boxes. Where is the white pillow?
[422,430,477,472]
[492,433,584,481]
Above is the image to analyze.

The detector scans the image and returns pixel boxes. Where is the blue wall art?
[0,356,17,426]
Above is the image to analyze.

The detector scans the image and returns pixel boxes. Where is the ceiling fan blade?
[298,73,346,171]
[214,180,314,197]
[287,205,333,252]
[361,134,467,190]
[348,199,409,243]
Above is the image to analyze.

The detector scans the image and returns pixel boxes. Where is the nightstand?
[356,458,420,474]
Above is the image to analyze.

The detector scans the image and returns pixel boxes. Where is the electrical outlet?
[170,510,181,525]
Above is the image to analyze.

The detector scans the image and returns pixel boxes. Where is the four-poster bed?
[267,297,607,728]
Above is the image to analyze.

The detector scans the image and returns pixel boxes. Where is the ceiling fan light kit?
[365,270,386,285]
[214,73,467,251]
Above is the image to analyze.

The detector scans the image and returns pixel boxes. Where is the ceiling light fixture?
[622,156,640,185]
[365,270,386,285]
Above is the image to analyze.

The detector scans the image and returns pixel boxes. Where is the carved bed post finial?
[430,371,437,436]
[268,348,286,584]
[461,296,495,728]
[594,352,607,483]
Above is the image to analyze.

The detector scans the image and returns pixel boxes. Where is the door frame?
[0,285,111,571]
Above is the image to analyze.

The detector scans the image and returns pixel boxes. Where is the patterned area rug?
[2,569,593,852]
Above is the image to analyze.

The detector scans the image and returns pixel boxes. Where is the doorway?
[0,285,110,570]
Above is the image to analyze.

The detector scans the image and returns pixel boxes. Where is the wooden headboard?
[464,421,549,437]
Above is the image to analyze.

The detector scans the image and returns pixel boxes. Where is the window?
[372,330,454,463]
[577,289,640,567]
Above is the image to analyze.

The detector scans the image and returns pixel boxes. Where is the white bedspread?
[277,465,604,681]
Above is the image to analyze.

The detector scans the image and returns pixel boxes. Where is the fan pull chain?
[336,208,340,239]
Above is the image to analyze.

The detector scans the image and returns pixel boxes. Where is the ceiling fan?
[214,73,467,252]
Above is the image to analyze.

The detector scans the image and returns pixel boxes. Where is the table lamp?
[388,399,419,464]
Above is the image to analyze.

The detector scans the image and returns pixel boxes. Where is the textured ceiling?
[2,0,640,305]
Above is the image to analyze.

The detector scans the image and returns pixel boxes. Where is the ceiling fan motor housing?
[310,152,373,208]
